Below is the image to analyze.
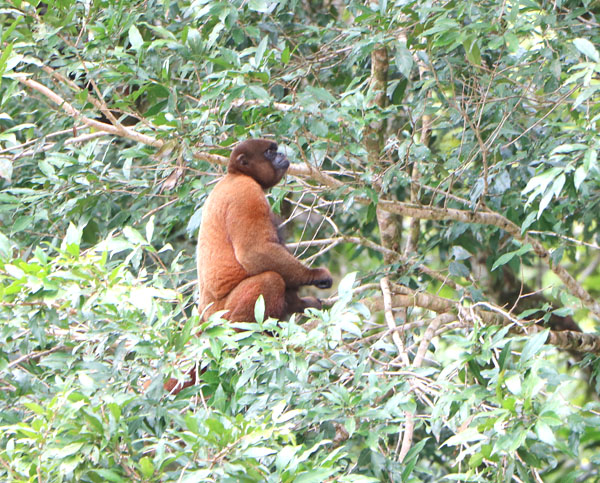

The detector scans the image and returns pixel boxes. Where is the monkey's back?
[196,174,277,315]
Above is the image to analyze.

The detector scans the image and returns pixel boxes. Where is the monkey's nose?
[276,156,290,170]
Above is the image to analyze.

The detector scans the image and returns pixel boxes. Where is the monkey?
[197,138,332,322]
[150,139,332,395]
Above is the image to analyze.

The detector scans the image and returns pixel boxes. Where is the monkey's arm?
[226,190,331,289]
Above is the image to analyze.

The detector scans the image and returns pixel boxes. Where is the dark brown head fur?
[228,139,290,189]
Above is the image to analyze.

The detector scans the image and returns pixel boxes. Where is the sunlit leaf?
[443,428,488,447]
[573,38,599,62]
[129,25,144,50]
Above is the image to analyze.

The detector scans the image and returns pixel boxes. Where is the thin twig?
[8,346,64,369]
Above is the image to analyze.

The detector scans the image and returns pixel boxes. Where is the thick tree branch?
[369,284,600,353]
[405,57,431,256]
[379,201,600,319]
[363,44,416,464]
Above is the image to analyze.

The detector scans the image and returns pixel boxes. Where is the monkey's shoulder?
[209,174,270,212]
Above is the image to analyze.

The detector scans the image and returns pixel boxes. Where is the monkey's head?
[228,139,290,189]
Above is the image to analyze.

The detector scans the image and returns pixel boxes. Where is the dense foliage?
[1,0,600,481]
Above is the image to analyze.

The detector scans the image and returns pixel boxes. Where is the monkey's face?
[263,142,289,181]
[228,139,290,189]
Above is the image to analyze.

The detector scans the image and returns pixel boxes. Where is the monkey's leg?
[222,271,286,322]
[284,288,322,315]
[153,272,286,395]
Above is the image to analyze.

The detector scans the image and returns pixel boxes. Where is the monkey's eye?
[264,147,277,160]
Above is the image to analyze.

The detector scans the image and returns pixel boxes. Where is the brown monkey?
[197,138,332,322]
[150,140,331,395]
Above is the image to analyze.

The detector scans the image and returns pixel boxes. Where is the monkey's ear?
[236,154,248,166]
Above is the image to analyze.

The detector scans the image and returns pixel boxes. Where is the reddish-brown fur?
[197,139,332,322]
[154,139,331,395]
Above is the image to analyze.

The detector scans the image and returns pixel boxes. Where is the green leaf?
[443,428,487,446]
[584,148,597,171]
[123,226,147,245]
[463,36,481,66]
[521,211,537,234]
[294,468,338,483]
[247,85,271,101]
[491,244,531,271]
[523,168,560,198]
[255,36,268,66]
[573,85,600,110]
[535,421,556,445]
[92,469,127,483]
[78,372,95,390]
[449,261,470,278]
[46,442,83,458]
[401,438,429,480]
[177,313,197,351]
[207,23,225,48]
[139,456,154,479]
[12,215,33,234]
[504,32,519,52]
[4,263,24,279]
[145,215,155,243]
[24,402,45,415]
[1,16,22,44]
[38,159,55,178]
[187,207,203,236]
[304,85,336,104]
[0,42,13,74]
[180,471,212,483]
[0,232,11,259]
[421,18,460,36]
[451,246,472,260]
[520,330,549,364]
[573,38,599,62]
[550,143,587,155]
[64,223,82,257]
[538,173,565,217]
[129,25,144,50]
[395,43,413,78]
[254,294,265,323]
[574,165,587,190]
[248,0,271,12]
[0,157,12,182]
[108,402,121,421]
[243,446,277,458]
[337,272,356,304]
[469,452,484,468]
[552,307,573,317]
[338,318,362,337]
[281,45,290,64]
[505,373,522,395]
[499,341,512,370]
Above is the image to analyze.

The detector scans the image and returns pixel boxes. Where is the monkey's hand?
[310,268,333,289]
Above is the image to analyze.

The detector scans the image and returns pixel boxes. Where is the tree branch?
[379,200,600,319]
[16,75,163,148]
[370,284,600,354]
[17,74,598,322]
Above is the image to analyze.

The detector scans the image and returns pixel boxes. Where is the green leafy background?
[1,0,600,481]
